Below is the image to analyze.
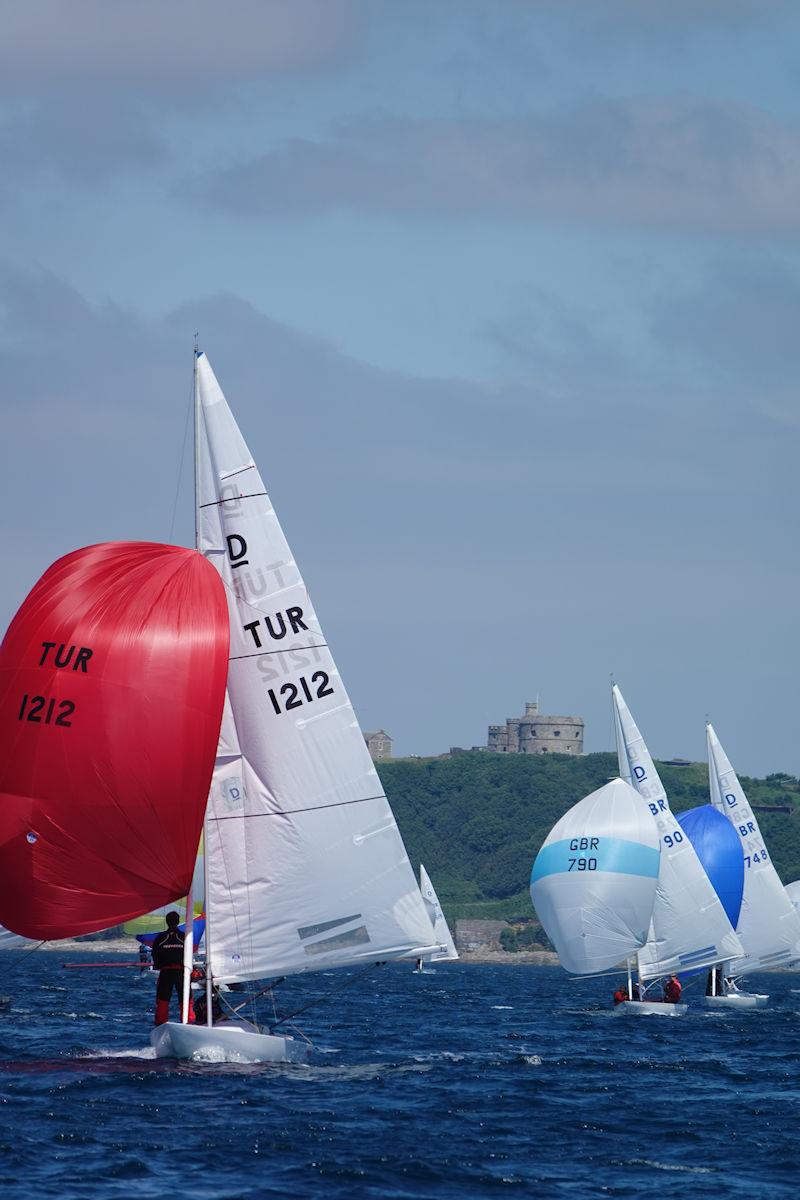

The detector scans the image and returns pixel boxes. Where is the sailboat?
[415,864,458,969]
[530,777,662,999]
[150,349,444,1062]
[612,685,743,1014]
[705,722,800,1007]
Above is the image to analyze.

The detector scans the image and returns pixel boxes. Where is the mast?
[195,342,214,1026]
[181,343,202,1025]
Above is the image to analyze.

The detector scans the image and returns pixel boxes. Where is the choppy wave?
[0,953,798,1198]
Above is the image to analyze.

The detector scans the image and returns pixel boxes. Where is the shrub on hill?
[377,751,800,924]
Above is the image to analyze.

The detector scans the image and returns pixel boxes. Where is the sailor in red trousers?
[151,910,195,1025]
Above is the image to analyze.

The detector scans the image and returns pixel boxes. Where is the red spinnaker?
[0,542,229,939]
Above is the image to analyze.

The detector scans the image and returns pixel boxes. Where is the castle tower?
[487,700,584,756]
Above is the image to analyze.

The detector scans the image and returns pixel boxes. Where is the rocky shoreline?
[35,939,560,966]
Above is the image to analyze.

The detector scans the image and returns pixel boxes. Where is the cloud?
[198,99,800,233]
[1,265,797,773]
[0,1,361,97]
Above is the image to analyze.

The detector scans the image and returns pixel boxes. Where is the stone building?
[487,701,583,756]
[364,729,393,760]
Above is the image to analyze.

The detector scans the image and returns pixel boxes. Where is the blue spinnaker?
[136,917,205,952]
[677,806,744,930]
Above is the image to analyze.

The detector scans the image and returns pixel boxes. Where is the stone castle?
[487,701,584,756]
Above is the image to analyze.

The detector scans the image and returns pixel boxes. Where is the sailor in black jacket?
[151,910,194,1025]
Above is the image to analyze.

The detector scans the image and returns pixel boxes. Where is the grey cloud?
[0,1,362,97]
[651,257,800,401]
[1,266,796,772]
[0,94,165,181]
[198,100,800,232]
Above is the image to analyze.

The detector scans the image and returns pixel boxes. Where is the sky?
[2,0,799,776]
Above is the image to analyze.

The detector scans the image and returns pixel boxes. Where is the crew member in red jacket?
[663,975,682,1004]
[151,911,195,1026]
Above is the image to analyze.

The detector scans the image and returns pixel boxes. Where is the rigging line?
[229,644,328,662]
[269,961,386,1031]
[168,369,195,543]
[198,492,268,510]
[221,977,287,1020]
[207,794,387,822]
[0,940,48,984]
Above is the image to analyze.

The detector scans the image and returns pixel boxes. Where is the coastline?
[33,939,561,966]
[457,950,559,966]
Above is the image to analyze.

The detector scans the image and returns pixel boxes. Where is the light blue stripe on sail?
[530,837,660,885]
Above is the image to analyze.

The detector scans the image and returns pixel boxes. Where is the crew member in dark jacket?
[151,911,195,1026]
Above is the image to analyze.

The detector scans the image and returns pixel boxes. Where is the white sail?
[612,686,742,980]
[786,881,800,914]
[419,865,458,961]
[707,724,800,974]
[196,352,438,983]
[530,778,660,975]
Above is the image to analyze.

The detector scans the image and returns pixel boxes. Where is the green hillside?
[378,752,800,924]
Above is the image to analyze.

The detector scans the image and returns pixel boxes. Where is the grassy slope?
[378,752,800,924]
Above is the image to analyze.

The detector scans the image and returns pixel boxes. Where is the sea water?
[0,951,797,1199]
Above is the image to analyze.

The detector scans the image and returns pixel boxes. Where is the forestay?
[708,723,800,974]
[612,686,742,980]
[419,865,458,961]
[196,352,438,983]
[530,778,660,975]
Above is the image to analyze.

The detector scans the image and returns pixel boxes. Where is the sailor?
[613,987,627,1005]
[663,975,682,1004]
[151,911,195,1026]
[194,983,225,1026]
[138,941,151,973]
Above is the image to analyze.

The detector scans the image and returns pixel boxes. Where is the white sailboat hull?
[150,1019,309,1063]
[703,992,768,1010]
[614,1001,688,1017]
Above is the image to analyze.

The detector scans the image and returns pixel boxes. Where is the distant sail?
[612,686,742,979]
[530,778,660,975]
[0,542,229,939]
[419,865,458,961]
[196,352,437,983]
[708,724,800,973]
[676,806,744,931]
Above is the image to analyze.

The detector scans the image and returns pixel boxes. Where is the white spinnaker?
[419,865,458,961]
[612,686,742,980]
[786,881,800,915]
[196,352,437,983]
[530,778,660,975]
[707,724,800,974]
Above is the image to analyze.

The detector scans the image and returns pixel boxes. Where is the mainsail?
[530,778,660,975]
[612,685,742,979]
[0,542,229,940]
[195,352,438,983]
[419,865,458,961]
[707,723,800,973]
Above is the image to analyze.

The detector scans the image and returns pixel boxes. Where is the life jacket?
[664,978,682,1003]
[151,927,185,970]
